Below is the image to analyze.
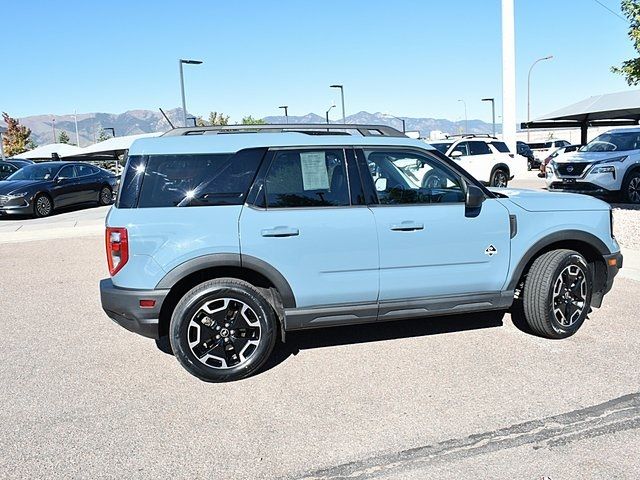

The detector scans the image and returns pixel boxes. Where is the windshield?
[581,131,640,152]
[429,143,451,154]
[6,163,60,181]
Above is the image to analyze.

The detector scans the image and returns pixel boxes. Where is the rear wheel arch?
[491,163,511,178]
[156,254,295,338]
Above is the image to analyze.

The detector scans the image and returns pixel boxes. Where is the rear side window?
[490,141,510,153]
[468,141,492,155]
[117,148,265,208]
[76,164,95,177]
[264,149,350,208]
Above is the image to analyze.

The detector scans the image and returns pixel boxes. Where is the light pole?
[326,104,336,124]
[0,127,6,160]
[52,118,56,143]
[103,127,116,138]
[527,55,553,141]
[388,114,406,133]
[279,105,289,124]
[330,85,345,123]
[457,99,468,133]
[179,58,203,127]
[481,98,496,136]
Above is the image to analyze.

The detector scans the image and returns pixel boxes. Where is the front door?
[239,147,379,315]
[357,147,511,303]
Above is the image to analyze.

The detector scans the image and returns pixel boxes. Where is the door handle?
[390,221,424,232]
[261,226,300,237]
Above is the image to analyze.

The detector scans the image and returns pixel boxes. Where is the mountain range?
[5,109,499,147]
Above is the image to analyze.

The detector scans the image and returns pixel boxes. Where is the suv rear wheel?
[169,278,278,382]
[522,249,592,339]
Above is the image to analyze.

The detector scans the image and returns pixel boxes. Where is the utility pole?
[501,0,516,152]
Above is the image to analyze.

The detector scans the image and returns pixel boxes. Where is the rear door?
[239,147,379,319]
[74,164,101,203]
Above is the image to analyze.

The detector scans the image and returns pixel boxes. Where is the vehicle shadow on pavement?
[260,311,506,374]
[0,202,105,221]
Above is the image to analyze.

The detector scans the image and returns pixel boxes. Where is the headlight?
[603,156,628,163]
[590,165,616,174]
[7,192,29,198]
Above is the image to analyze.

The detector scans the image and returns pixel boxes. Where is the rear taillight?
[106,227,129,276]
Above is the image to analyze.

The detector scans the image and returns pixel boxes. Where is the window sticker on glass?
[300,152,329,190]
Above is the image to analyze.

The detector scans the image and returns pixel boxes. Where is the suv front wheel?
[169,278,278,382]
[521,249,592,339]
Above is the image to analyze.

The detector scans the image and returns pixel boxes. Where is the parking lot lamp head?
[178,59,203,127]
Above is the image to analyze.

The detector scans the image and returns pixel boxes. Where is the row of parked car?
[0,158,118,217]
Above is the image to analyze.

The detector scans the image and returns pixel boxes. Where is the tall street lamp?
[330,85,345,123]
[527,55,553,141]
[481,98,496,137]
[457,99,468,133]
[279,105,289,123]
[326,104,336,124]
[179,58,203,127]
[103,127,116,138]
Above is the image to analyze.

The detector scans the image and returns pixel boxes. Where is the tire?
[34,193,53,218]
[169,278,278,382]
[490,169,509,188]
[622,170,640,204]
[98,186,113,206]
[522,249,592,339]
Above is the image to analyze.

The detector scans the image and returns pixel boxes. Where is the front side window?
[468,141,492,155]
[134,148,265,208]
[581,131,640,152]
[264,149,350,208]
[451,142,469,156]
[364,149,465,205]
[430,142,452,155]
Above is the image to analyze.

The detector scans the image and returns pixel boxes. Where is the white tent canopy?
[75,132,162,156]
[12,143,83,159]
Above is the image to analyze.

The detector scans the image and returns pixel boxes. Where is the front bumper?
[592,252,623,308]
[100,278,168,339]
[0,197,34,215]
[547,181,615,196]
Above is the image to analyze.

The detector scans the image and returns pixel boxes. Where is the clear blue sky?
[1,0,634,123]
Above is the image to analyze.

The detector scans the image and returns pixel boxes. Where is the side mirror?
[375,177,388,192]
[450,150,463,159]
[465,185,485,211]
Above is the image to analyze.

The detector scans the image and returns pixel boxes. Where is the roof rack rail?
[445,133,498,139]
[161,123,406,138]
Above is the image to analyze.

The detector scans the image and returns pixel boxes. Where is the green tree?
[58,131,70,144]
[207,111,230,126]
[97,130,110,142]
[2,112,36,156]
[241,115,267,125]
[612,0,640,85]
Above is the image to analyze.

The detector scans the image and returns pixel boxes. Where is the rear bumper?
[592,252,623,308]
[99,278,168,339]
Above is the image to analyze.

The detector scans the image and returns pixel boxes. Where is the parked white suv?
[429,135,518,187]
[545,128,640,203]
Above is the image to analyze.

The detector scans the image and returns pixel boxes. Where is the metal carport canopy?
[521,89,640,144]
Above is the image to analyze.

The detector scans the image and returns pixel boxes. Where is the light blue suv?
[100,124,622,382]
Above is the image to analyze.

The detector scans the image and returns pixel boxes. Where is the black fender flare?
[155,253,296,308]
[506,229,611,290]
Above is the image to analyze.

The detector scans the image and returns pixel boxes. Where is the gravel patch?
[612,204,640,250]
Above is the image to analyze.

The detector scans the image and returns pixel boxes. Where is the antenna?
[159,108,175,129]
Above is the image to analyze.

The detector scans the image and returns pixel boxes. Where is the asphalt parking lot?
[1,172,639,479]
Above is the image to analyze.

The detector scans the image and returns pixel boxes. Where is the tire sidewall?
[34,194,52,217]
[169,283,276,382]
[544,253,592,337]
[491,169,508,187]
[623,170,640,204]
[99,186,112,205]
